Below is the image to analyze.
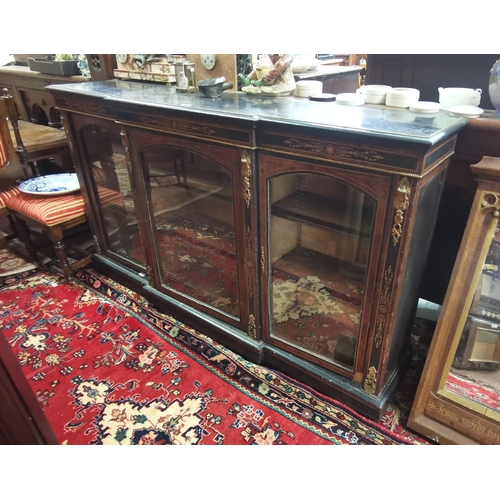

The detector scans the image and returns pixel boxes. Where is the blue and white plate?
[18,173,81,196]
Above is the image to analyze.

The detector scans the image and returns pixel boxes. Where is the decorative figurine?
[238,54,296,95]
[77,54,91,78]
[132,54,164,70]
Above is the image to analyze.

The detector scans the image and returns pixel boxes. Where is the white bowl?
[385,88,420,108]
[385,98,412,108]
[336,93,365,106]
[357,85,391,104]
[387,87,420,100]
[295,80,323,97]
[359,85,392,96]
[363,94,387,104]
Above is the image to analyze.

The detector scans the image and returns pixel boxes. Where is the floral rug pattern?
[132,214,240,318]
[0,246,37,277]
[0,267,431,445]
[272,247,364,365]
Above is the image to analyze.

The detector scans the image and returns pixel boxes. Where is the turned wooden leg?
[49,227,72,277]
[11,213,38,262]
[52,239,72,277]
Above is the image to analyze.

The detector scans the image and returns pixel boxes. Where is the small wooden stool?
[5,186,125,277]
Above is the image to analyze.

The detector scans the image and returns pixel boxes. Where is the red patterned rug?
[131,215,240,317]
[446,371,500,410]
[0,266,431,445]
[0,245,37,277]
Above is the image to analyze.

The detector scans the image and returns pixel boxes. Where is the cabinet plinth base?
[263,344,409,421]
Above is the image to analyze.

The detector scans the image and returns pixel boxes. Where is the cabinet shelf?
[271,191,373,241]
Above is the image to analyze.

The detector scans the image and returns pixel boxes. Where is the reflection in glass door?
[269,173,375,369]
[77,119,146,268]
[446,221,500,412]
[137,145,240,319]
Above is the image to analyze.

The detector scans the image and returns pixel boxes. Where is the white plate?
[336,93,365,106]
[448,105,484,118]
[18,173,81,196]
[292,65,313,74]
[409,101,440,113]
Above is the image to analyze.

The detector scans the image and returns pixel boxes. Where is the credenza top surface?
[48,80,469,145]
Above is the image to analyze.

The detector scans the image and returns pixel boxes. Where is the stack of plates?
[409,101,440,113]
[385,87,420,108]
[336,93,365,106]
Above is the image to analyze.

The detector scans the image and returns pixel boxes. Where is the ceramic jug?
[489,58,500,116]
[438,87,482,111]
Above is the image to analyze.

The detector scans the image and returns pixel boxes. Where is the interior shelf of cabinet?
[271,191,373,241]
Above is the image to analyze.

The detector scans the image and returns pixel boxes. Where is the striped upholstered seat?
[5,185,124,226]
[0,186,21,211]
[6,185,126,277]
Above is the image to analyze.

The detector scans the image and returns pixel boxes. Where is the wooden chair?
[3,89,71,176]
[0,93,27,247]
[1,89,125,277]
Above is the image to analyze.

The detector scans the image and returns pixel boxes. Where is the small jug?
[438,87,482,111]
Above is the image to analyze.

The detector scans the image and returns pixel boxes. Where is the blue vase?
[490,58,500,116]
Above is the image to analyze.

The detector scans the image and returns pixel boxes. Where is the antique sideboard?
[46,80,467,419]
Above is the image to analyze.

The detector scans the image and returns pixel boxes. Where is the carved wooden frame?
[409,156,500,444]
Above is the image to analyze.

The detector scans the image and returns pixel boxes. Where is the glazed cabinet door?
[63,112,147,272]
[125,127,258,334]
[259,153,391,379]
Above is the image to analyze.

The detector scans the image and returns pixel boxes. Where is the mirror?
[443,220,500,416]
[409,156,500,445]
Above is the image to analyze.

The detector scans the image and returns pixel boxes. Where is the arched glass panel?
[269,173,375,369]
[138,146,240,319]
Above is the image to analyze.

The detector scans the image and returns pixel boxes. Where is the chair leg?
[11,213,38,263]
[49,227,72,278]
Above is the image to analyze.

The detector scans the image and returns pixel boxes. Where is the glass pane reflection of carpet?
[133,212,240,319]
[272,247,364,368]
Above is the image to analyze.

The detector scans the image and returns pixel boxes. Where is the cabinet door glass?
[446,221,500,415]
[269,173,375,369]
[78,121,146,267]
[139,145,240,319]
